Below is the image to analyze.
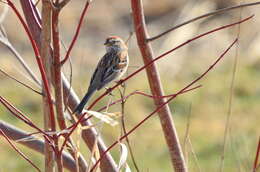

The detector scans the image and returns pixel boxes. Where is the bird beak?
[104,40,109,45]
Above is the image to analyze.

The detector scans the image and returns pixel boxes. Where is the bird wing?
[88,51,121,91]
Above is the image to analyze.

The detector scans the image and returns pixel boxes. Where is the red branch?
[96,85,202,112]
[0,96,52,142]
[60,0,90,65]
[253,137,260,172]
[52,9,66,172]
[79,85,201,124]
[7,0,56,131]
[0,129,41,172]
[89,38,238,171]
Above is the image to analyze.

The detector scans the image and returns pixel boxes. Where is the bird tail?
[73,89,96,114]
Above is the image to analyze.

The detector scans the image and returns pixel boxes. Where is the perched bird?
[73,36,129,114]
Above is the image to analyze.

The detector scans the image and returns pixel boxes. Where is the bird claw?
[116,79,125,87]
[105,87,114,96]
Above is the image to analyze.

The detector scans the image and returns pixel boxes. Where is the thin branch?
[0,129,41,172]
[0,68,42,95]
[0,96,53,144]
[96,85,202,113]
[187,137,202,172]
[220,8,242,171]
[253,137,260,172]
[0,25,42,87]
[52,9,66,132]
[60,0,91,65]
[118,86,140,172]
[90,39,238,171]
[183,104,192,162]
[148,1,260,42]
[52,9,65,172]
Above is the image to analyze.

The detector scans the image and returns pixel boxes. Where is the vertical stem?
[253,137,260,172]
[130,0,187,171]
[52,10,66,130]
[41,0,55,171]
[52,8,65,172]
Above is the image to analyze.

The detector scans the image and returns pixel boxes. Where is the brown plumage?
[74,36,129,114]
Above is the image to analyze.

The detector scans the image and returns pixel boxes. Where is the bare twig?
[0,68,42,95]
[183,104,192,162]
[52,9,67,133]
[90,39,238,171]
[118,85,140,172]
[0,25,42,87]
[183,104,202,172]
[148,1,260,42]
[52,8,65,172]
[0,129,41,172]
[253,137,260,172]
[187,137,202,172]
[60,0,91,65]
[220,8,242,172]
[0,96,52,141]
[96,86,201,113]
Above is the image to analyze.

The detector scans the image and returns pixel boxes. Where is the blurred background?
[0,0,259,171]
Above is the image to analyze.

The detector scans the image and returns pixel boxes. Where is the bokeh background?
[0,0,259,171]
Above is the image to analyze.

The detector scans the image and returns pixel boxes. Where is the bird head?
[104,36,127,52]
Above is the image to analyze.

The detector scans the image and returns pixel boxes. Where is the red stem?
[60,0,90,65]
[52,9,65,172]
[253,137,260,172]
[89,39,238,171]
[7,0,56,131]
[53,10,66,129]
[96,85,202,112]
[0,96,53,142]
[0,129,41,172]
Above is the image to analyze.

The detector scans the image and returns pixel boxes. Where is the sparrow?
[73,36,129,114]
